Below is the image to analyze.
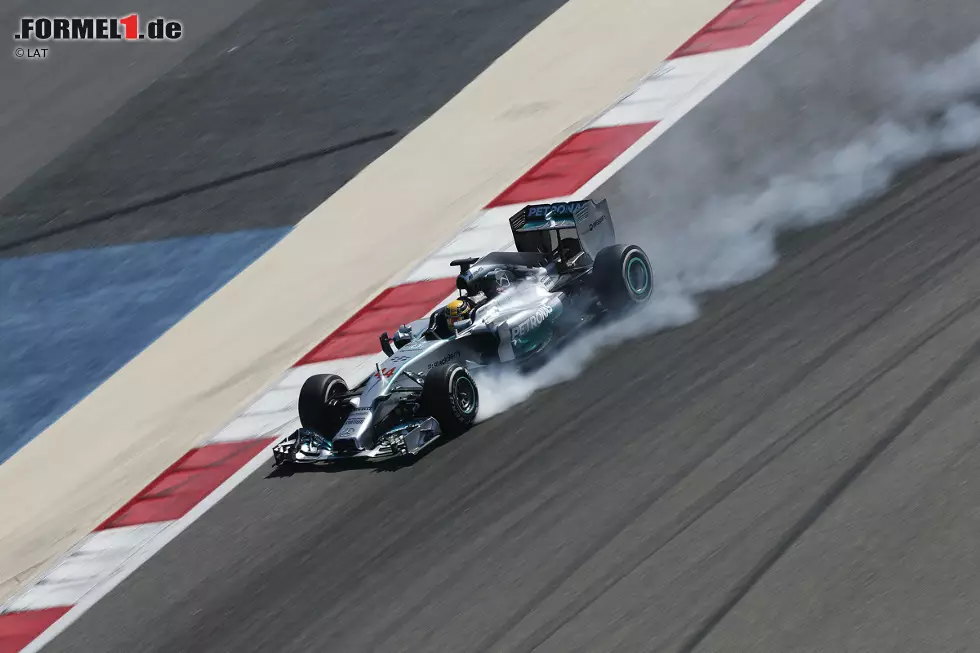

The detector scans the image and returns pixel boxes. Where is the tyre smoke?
[477,38,980,420]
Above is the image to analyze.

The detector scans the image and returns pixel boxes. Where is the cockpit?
[424,306,455,340]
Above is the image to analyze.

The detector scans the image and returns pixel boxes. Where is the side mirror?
[393,324,413,349]
[453,319,472,332]
[451,257,480,274]
[380,331,394,357]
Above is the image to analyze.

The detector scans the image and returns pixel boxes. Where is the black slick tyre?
[421,363,479,436]
[592,243,654,311]
[298,374,349,435]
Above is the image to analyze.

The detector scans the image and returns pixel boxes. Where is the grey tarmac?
[45,110,980,653]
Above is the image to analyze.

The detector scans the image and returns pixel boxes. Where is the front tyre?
[421,363,479,436]
[592,244,654,311]
[298,374,349,435]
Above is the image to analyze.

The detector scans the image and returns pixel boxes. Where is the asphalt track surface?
[0,0,260,202]
[48,131,980,652]
[0,0,569,256]
[16,1,980,653]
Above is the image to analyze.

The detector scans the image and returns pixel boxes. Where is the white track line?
[19,439,281,653]
[6,524,171,613]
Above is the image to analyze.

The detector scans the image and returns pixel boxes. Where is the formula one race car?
[272,198,653,467]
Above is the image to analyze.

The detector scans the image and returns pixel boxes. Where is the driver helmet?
[446,298,472,330]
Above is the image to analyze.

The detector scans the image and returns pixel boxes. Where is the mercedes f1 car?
[272,198,653,467]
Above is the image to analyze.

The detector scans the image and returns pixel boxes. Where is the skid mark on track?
[0,131,398,253]
[475,289,980,653]
[362,160,980,652]
[465,161,980,653]
[659,151,980,358]
[676,337,980,653]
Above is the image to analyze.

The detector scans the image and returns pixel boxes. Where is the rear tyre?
[298,374,349,435]
[592,244,653,311]
[421,364,479,437]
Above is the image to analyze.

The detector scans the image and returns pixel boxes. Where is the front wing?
[272,417,443,465]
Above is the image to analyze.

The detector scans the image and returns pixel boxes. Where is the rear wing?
[508,199,615,261]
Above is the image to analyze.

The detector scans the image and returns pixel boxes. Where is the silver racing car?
[272,198,653,467]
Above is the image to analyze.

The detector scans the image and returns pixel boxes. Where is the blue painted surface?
[0,228,290,463]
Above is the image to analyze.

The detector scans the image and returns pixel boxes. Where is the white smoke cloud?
[476,39,980,421]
